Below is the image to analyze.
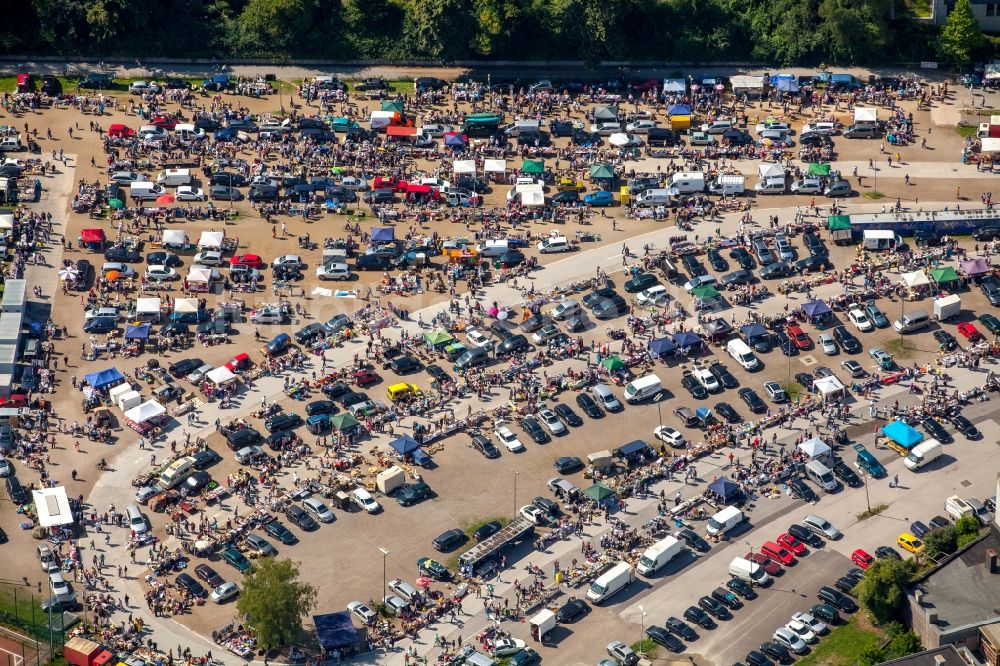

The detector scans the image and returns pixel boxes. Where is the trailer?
[458,516,534,574]
[847,208,1000,238]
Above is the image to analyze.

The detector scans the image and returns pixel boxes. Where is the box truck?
[587,561,635,603]
[706,505,745,537]
[636,536,685,575]
[904,439,942,471]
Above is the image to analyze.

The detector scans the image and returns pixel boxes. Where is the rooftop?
[915,526,1000,632]
[877,643,969,666]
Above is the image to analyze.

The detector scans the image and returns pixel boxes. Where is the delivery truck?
[587,561,635,603]
[904,439,942,471]
[706,505,746,537]
[636,536,685,575]
[933,294,961,322]
[729,556,771,586]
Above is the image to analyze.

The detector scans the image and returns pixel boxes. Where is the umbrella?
[105,271,120,280]
[691,285,720,300]
[608,133,630,146]
[58,267,79,281]
[715,83,725,90]
[416,577,432,587]
[601,355,627,371]
[156,194,175,204]
[108,198,124,209]
[691,84,700,91]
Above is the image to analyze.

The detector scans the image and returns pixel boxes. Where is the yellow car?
[387,382,422,402]
[557,178,586,193]
[897,532,924,554]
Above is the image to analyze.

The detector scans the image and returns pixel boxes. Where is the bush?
[924,526,958,559]
[855,558,917,624]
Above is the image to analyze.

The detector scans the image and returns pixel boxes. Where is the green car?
[396,481,431,507]
[222,546,252,572]
[979,313,1000,334]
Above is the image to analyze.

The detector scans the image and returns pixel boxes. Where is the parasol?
[58,267,79,281]
[105,270,120,280]
[691,84,700,91]
[488,305,499,317]
[608,133,630,146]
[108,198,124,209]
[416,577,431,587]
[156,194,175,204]
[715,83,725,90]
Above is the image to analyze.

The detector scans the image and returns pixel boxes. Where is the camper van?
[158,456,195,489]
[668,172,706,194]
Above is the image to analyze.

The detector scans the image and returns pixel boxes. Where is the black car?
[415,77,447,91]
[624,273,659,293]
[497,334,530,356]
[759,641,792,664]
[265,413,303,433]
[681,374,708,400]
[471,434,500,459]
[795,255,830,272]
[729,247,755,270]
[356,255,392,270]
[305,400,336,416]
[517,131,551,147]
[714,402,741,423]
[788,523,823,548]
[795,372,815,391]
[583,286,618,308]
[933,330,958,351]
[951,414,981,439]
[182,471,212,497]
[104,247,142,263]
[226,119,257,132]
[711,587,743,610]
[225,427,261,450]
[705,363,736,389]
[845,568,866,584]
[295,323,327,345]
[720,269,755,289]
[922,417,952,443]
[263,521,297,544]
[706,249,728,272]
[738,388,766,412]
[191,449,221,470]
[473,520,502,541]
[929,515,951,530]
[494,250,526,267]
[571,130,601,146]
[146,251,182,267]
[832,460,862,487]
[760,261,792,279]
[772,330,797,356]
[521,417,550,444]
[554,403,583,427]
[266,430,297,450]
[554,456,583,474]
[390,355,421,374]
[665,616,698,641]
[286,505,317,531]
[338,391,368,407]
[41,75,60,95]
[972,225,1000,241]
[676,528,710,552]
[790,477,819,502]
[834,576,858,594]
[432,528,467,552]
[746,650,773,666]
[683,606,715,629]
[721,129,753,145]
[576,393,604,418]
[874,545,901,561]
[698,596,731,619]
[550,121,575,137]
[833,326,861,354]
[647,626,684,652]
[551,191,580,205]
[83,317,118,334]
[810,603,841,626]
[355,77,387,91]
[168,358,204,378]
[800,133,833,147]
[209,172,247,187]
[980,275,1000,305]
[556,598,589,623]
[682,255,708,278]
[426,364,451,385]
[322,382,351,400]
[726,578,756,599]
[818,585,857,612]
[194,118,223,131]
[175,573,208,598]
[248,185,278,202]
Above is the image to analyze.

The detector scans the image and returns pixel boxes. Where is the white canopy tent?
[814,376,847,402]
[453,160,476,174]
[758,162,785,179]
[0,212,13,230]
[162,230,188,248]
[187,267,219,284]
[854,108,877,124]
[198,231,225,250]
[900,270,931,287]
[32,487,74,528]
[136,297,161,315]
[521,190,545,206]
[662,79,686,93]
[484,159,506,173]
[124,399,166,424]
[174,298,200,313]
[798,437,831,460]
[731,75,766,91]
[205,366,237,385]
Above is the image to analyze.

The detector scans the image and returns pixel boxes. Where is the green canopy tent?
[423,330,454,348]
[330,413,361,431]
[930,267,960,285]
[807,163,832,177]
[381,100,404,114]
[521,159,545,175]
[584,482,616,506]
[600,355,626,371]
[589,164,615,184]
[108,199,124,209]
[827,215,851,231]
[691,285,721,301]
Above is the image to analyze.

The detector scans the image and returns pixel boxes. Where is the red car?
[151,116,178,130]
[957,322,984,342]
[631,79,660,92]
[353,370,380,386]
[224,352,253,373]
[851,548,874,569]
[373,176,405,192]
[16,73,33,93]
[745,551,782,576]
[760,541,795,566]
[777,532,807,556]
[108,124,135,138]
[786,325,812,349]
[230,254,263,268]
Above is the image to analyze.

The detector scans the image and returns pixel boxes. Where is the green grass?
[885,338,917,359]
[858,503,889,520]
[345,79,415,95]
[796,616,881,666]
[905,0,932,17]
[630,639,660,659]
[863,191,886,200]
[957,124,980,138]
[782,382,803,403]
[0,585,56,642]
[444,516,509,570]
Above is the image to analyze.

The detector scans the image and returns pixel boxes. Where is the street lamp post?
[639,605,647,657]
[378,546,389,604]
[854,463,871,513]
[513,470,519,517]
[654,392,664,428]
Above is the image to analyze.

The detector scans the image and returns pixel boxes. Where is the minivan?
[130,182,167,200]
[455,346,489,372]
[805,460,838,492]
[537,235,571,253]
[893,309,930,334]
[352,488,382,513]
[752,239,776,266]
[127,504,148,534]
[635,188,672,208]
[552,299,581,320]
[592,384,622,412]
[503,120,540,136]
[303,497,335,523]
[727,339,759,371]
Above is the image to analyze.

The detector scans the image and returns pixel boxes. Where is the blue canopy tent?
[124,324,150,340]
[389,434,422,456]
[771,75,800,93]
[667,104,692,116]
[707,477,742,503]
[672,331,702,351]
[314,612,360,655]
[648,337,676,357]
[371,227,395,243]
[801,300,833,326]
[882,420,924,450]
[443,132,467,148]
[84,368,125,390]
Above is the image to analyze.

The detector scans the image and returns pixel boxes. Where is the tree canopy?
[938,0,986,65]
[854,558,917,625]
[236,558,318,651]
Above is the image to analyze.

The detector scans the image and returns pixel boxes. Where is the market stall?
[900,269,932,299]
[813,375,846,402]
[135,297,162,322]
[123,399,168,433]
[161,229,189,251]
[798,437,831,461]
[205,366,238,387]
[185,266,220,293]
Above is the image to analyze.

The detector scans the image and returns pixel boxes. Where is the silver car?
[537,408,567,436]
[802,514,841,539]
[382,595,409,616]
[791,178,825,194]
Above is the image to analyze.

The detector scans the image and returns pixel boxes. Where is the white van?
[586,561,635,603]
[174,124,206,140]
[668,171,706,194]
[130,182,166,201]
[126,504,148,534]
[352,488,382,513]
[476,239,509,257]
[624,374,662,403]
[156,168,192,187]
[726,338,759,371]
[945,495,974,521]
[503,120,540,136]
[805,460,838,491]
[369,111,397,130]
[634,188,672,208]
[537,236,571,253]
[729,556,771,586]
[863,230,903,251]
[904,439,942,471]
[893,309,930,334]
[706,506,745,536]
[710,175,746,196]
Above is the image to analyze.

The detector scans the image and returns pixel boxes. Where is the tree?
[924,526,958,559]
[233,0,316,57]
[402,0,475,60]
[884,630,923,659]
[236,558,317,651]
[937,0,985,64]
[955,515,982,548]
[855,558,915,624]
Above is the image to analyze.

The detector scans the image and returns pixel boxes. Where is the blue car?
[266,333,291,357]
[853,443,886,478]
[214,127,238,142]
[584,191,614,207]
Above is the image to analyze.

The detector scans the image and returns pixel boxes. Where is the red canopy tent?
[386,125,417,139]
[80,228,107,249]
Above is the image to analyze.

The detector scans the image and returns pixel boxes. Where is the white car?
[847,308,874,332]
[684,275,718,293]
[792,611,829,635]
[466,328,492,348]
[251,307,285,324]
[315,262,352,281]
[339,176,369,191]
[110,171,148,185]
[763,380,787,402]
[693,367,720,392]
[303,498,335,523]
[653,425,685,448]
[636,284,669,306]
[193,251,224,266]
[785,619,817,644]
[532,324,561,344]
[625,119,658,134]
[818,333,837,355]
[755,121,793,135]
[129,81,161,94]
[520,504,546,524]
[802,122,838,135]
[537,408,567,435]
[211,582,239,603]
[272,254,303,268]
[347,600,378,625]
[101,262,136,278]
[589,122,622,135]
[382,595,409,616]
[492,639,527,657]
[175,186,206,201]
[144,265,177,281]
[773,627,808,654]
[134,485,161,504]
[235,445,265,464]
[494,426,524,452]
[0,459,12,478]
[791,178,825,194]
[187,364,214,383]
[419,124,452,138]
[139,126,168,141]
